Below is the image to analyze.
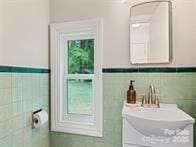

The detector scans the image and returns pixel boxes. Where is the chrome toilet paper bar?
[33,109,42,114]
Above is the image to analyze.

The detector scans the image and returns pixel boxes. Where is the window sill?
[51,120,103,137]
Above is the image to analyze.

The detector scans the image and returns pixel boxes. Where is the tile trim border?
[0,66,50,73]
[2,66,195,73]
[102,67,196,73]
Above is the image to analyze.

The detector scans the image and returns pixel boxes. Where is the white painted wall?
[0,0,49,68]
[0,0,4,64]
[50,0,196,67]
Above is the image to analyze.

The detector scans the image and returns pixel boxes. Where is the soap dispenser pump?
[127,80,136,104]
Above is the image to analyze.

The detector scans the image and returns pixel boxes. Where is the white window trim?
[50,19,103,137]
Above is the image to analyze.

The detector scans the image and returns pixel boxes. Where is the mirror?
[130,1,172,64]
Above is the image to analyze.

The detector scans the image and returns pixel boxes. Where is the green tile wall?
[50,72,196,147]
[0,73,49,147]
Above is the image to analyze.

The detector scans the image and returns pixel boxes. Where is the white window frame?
[50,19,103,137]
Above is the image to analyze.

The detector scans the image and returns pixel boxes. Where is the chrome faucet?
[141,85,160,108]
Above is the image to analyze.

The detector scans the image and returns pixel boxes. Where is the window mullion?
[65,74,94,80]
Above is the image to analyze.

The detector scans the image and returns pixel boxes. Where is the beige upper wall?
[0,0,4,64]
[0,0,195,68]
[50,0,196,67]
[0,0,49,68]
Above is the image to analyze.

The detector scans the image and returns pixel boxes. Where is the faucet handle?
[154,95,160,108]
[141,95,147,106]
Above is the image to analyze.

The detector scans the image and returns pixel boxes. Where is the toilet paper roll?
[33,110,48,128]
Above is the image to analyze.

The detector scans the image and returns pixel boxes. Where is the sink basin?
[122,104,195,136]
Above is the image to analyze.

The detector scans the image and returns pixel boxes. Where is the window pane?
[68,39,94,74]
[67,79,93,115]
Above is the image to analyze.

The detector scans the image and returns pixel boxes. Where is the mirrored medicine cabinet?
[130,1,172,64]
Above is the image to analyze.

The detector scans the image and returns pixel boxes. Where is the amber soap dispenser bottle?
[127,80,136,104]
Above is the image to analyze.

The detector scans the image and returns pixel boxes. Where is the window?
[50,19,103,137]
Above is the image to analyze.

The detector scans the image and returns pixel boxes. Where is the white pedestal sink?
[122,103,195,147]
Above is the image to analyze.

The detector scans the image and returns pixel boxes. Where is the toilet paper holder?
[32,109,42,128]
